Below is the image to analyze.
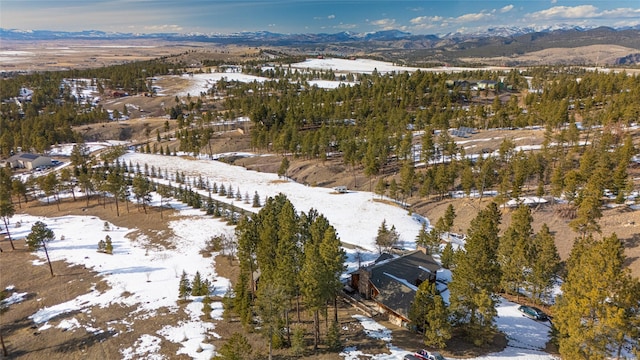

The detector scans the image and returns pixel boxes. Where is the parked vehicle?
[414,349,445,360]
[518,305,548,321]
[404,355,422,360]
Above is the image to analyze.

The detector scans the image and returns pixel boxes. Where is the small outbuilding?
[334,186,348,193]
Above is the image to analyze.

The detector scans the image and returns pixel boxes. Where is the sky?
[1,0,640,35]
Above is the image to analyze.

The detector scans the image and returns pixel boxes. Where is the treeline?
[216,67,637,209]
[0,58,185,157]
[227,66,639,154]
[160,64,639,221]
[0,145,261,233]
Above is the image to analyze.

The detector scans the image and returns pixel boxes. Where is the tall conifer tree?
[448,202,501,345]
[554,233,639,359]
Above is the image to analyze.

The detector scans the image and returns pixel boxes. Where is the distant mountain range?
[3,25,640,65]
[2,25,639,44]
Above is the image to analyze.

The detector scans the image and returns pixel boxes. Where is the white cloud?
[333,23,357,30]
[370,18,397,30]
[529,5,599,20]
[551,0,557,3]
[454,11,494,23]
[410,15,443,24]
[612,19,640,27]
[315,14,336,21]
[410,10,494,29]
[409,15,445,31]
[601,8,640,18]
[500,5,514,13]
[529,5,640,21]
[143,24,183,31]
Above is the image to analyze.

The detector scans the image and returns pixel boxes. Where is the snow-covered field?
[167,57,515,96]
[290,58,510,75]
[122,152,426,253]
[8,199,232,360]
[4,149,559,359]
[171,72,270,96]
[292,58,422,74]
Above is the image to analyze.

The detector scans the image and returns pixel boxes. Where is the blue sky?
[2,1,640,35]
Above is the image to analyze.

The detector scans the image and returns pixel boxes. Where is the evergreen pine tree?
[191,271,203,296]
[252,191,261,207]
[290,325,306,356]
[104,235,113,254]
[300,223,326,350]
[409,281,437,332]
[178,271,191,301]
[424,294,451,349]
[278,157,290,178]
[319,223,346,323]
[233,271,253,327]
[443,204,456,232]
[97,239,106,253]
[222,286,235,322]
[440,242,454,269]
[326,320,342,352]
[214,332,252,360]
[528,224,560,303]
[374,177,386,199]
[202,295,212,319]
[25,221,56,277]
[415,223,441,255]
[554,233,639,359]
[570,164,606,236]
[256,283,286,358]
[448,202,501,345]
[375,219,400,253]
[498,205,532,297]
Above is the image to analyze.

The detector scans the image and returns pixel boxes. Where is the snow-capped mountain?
[0,25,613,42]
[1,26,638,53]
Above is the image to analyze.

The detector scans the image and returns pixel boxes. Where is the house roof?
[366,250,440,320]
[5,153,48,164]
[18,153,40,160]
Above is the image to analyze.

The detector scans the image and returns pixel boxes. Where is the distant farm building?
[219,65,242,73]
[4,153,52,170]
[18,87,34,101]
[105,89,128,98]
[477,80,502,90]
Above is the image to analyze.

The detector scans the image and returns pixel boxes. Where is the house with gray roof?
[349,246,441,327]
[4,153,52,170]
